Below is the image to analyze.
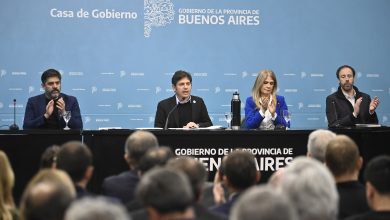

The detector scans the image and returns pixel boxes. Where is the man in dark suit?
[210,150,260,217]
[166,157,227,220]
[102,130,158,204]
[325,135,369,219]
[23,68,82,129]
[154,70,212,128]
[326,65,379,128]
[345,155,390,220]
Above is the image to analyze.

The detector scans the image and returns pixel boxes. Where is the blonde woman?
[244,70,289,129]
[0,150,19,220]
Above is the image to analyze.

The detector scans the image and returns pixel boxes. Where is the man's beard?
[48,89,60,99]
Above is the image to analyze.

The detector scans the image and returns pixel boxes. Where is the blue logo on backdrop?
[144,0,175,38]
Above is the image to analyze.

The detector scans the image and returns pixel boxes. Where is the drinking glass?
[282,110,291,129]
[224,112,232,130]
[62,111,71,130]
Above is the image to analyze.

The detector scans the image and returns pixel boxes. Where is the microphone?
[9,99,19,130]
[164,104,179,130]
[332,101,340,127]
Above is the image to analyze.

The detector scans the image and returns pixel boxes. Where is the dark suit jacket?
[337,181,369,219]
[101,170,139,204]
[154,95,212,128]
[326,86,378,128]
[130,204,227,220]
[23,93,82,129]
[210,193,240,217]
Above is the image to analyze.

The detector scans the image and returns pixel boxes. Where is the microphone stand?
[9,99,19,130]
[164,104,179,130]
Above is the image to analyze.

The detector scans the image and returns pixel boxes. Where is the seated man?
[154,70,212,129]
[23,68,82,129]
[326,65,379,127]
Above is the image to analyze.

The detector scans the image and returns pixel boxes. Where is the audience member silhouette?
[230,185,298,220]
[210,150,260,217]
[276,157,339,220]
[307,129,336,162]
[102,131,158,204]
[19,169,75,220]
[65,196,131,220]
[39,145,60,169]
[325,135,369,219]
[345,155,390,220]
[166,156,227,220]
[135,167,195,220]
[0,150,19,220]
[56,141,94,198]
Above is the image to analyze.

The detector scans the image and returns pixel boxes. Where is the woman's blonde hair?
[251,70,278,110]
[0,150,16,220]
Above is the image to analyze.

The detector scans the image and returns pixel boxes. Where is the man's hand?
[44,100,55,118]
[56,97,66,115]
[369,96,380,114]
[353,97,363,117]
[183,122,199,129]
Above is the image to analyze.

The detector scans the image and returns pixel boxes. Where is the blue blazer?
[23,93,83,129]
[244,95,289,129]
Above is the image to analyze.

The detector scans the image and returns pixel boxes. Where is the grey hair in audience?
[307,129,336,162]
[230,185,298,220]
[279,157,338,220]
[124,131,159,168]
[65,196,131,220]
[136,167,193,214]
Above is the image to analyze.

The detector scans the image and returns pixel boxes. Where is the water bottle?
[231,91,241,130]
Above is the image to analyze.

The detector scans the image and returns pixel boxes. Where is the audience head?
[231,185,298,220]
[136,167,194,218]
[0,150,16,219]
[166,156,207,202]
[40,145,60,169]
[224,150,259,191]
[124,131,159,169]
[325,135,362,180]
[19,169,75,220]
[307,129,336,162]
[56,141,93,184]
[65,196,131,220]
[364,155,390,210]
[278,156,338,220]
[138,146,174,174]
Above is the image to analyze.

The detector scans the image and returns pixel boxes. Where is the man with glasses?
[326,65,380,128]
